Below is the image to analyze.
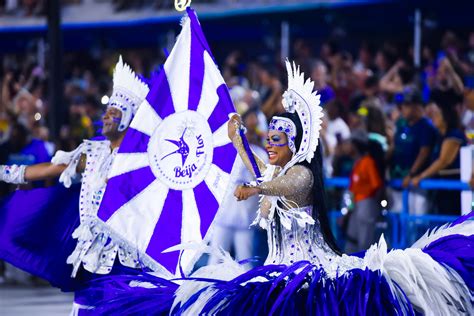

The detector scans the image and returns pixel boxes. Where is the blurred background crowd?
[0,0,473,286]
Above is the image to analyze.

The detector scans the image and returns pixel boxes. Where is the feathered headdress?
[272,60,324,172]
[108,56,150,132]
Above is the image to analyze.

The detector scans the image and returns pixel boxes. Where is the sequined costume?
[52,140,148,276]
[232,133,337,267]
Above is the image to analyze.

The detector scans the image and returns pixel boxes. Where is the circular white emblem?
[148,110,214,190]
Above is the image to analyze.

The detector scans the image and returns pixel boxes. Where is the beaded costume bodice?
[232,134,337,266]
[79,140,116,223]
[54,140,145,276]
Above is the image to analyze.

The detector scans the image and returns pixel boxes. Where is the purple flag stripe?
[187,25,205,111]
[98,166,156,222]
[146,71,175,119]
[193,181,219,238]
[118,128,150,154]
[212,142,236,174]
[187,8,214,60]
[146,189,183,272]
[207,85,234,133]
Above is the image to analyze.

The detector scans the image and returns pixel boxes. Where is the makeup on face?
[265,131,293,167]
[266,134,288,147]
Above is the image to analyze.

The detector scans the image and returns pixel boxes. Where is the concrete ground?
[0,286,73,316]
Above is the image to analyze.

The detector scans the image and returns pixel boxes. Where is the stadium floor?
[0,286,73,315]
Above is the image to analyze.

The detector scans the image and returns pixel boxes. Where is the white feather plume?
[171,244,246,314]
[411,219,474,249]
[360,234,473,315]
[382,248,473,315]
[281,60,323,169]
[112,55,149,115]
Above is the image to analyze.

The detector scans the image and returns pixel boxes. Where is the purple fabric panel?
[98,166,156,222]
[146,71,174,119]
[187,8,214,60]
[187,24,205,111]
[145,189,183,273]
[118,128,150,154]
[212,142,236,174]
[0,184,81,291]
[193,181,218,237]
[207,84,234,133]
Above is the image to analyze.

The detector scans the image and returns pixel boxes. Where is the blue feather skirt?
[1,183,472,315]
[82,213,474,315]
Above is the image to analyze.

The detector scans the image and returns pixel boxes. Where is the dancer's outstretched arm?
[23,163,67,182]
[0,163,63,184]
[228,114,267,178]
[0,153,86,184]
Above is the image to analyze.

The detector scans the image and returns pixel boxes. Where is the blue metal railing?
[324,177,471,249]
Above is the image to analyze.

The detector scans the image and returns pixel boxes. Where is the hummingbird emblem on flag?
[161,128,190,166]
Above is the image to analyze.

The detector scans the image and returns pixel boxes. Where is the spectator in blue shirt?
[0,121,52,191]
[389,88,437,215]
[412,89,466,215]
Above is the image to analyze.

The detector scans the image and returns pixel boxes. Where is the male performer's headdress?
[268,60,324,171]
[108,56,150,132]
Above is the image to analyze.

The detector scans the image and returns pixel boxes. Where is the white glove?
[51,150,74,165]
[0,165,27,184]
[51,144,84,188]
[58,166,76,188]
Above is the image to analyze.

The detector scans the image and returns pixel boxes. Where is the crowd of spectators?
[0,0,210,17]
[0,0,84,17]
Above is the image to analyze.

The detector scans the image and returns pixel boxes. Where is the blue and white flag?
[97,8,237,275]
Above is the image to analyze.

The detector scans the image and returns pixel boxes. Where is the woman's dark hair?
[430,89,462,132]
[352,138,369,154]
[278,112,342,255]
[366,105,387,137]
[364,106,388,178]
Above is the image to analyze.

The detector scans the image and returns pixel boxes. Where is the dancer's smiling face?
[265,130,293,168]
